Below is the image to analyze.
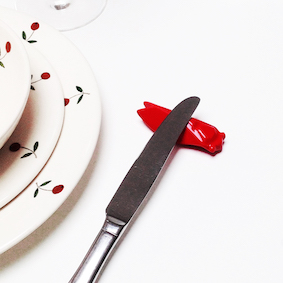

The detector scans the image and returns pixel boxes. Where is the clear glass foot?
[15,0,107,31]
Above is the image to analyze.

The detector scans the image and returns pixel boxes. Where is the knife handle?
[69,216,125,283]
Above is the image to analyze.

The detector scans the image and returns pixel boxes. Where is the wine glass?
[15,0,107,31]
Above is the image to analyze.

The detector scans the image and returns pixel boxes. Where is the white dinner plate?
[0,6,101,253]
[0,43,64,208]
[0,19,30,149]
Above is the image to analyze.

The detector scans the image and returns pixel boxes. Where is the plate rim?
[0,6,101,254]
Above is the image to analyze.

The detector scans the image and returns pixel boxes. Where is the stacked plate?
[0,6,101,254]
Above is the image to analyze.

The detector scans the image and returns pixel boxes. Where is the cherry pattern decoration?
[9,141,39,158]
[30,72,51,90]
[22,22,40,43]
[64,86,90,106]
[12,23,81,200]
[34,180,64,198]
[0,41,11,68]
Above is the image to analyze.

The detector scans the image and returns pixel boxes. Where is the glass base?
[15,0,107,31]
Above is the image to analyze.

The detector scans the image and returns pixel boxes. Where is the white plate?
[0,43,64,208]
[0,7,101,253]
[0,19,30,149]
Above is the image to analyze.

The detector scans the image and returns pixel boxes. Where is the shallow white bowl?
[0,20,30,149]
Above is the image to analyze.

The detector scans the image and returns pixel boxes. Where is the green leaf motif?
[34,141,39,152]
[77,94,83,104]
[34,188,39,198]
[76,86,83,92]
[21,152,32,158]
[0,61,4,68]
[28,40,37,44]
[40,180,52,187]
[22,31,26,40]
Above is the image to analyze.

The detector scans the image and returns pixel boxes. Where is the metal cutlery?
[69,96,200,282]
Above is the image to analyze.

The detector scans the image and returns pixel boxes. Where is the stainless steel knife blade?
[106,96,200,223]
[69,96,200,283]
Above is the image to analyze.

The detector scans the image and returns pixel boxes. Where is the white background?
[1,0,283,282]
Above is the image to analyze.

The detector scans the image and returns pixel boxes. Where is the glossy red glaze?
[52,185,64,194]
[137,102,225,153]
[41,72,50,80]
[5,42,11,53]
[64,98,70,106]
[31,22,40,31]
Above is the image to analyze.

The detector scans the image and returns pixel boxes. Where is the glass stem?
[50,0,72,10]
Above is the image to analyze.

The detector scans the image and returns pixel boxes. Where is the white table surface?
[1,1,283,282]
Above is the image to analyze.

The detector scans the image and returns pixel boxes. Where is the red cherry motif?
[9,141,38,158]
[52,185,64,194]
[5,42,11,53]
[34,181,64,197]
[31,22,40,31]
[41,72,50,80]
[9,142,21,152]
[30,72,51,90]
[64,98,70,106]
[22,22,40,43]
[0,42,12,67]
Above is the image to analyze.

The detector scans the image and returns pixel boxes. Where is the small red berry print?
[9,141,39,158]
[52,185,64,194]
[31,72,51,90]
[64,98,70,106]
[34,181,64,197]
[31,22,40,30]
[22,22,40,43]
[0,41,12,68]
[9,142,21,152]
[5,42,11,53]
[41,72,50,80]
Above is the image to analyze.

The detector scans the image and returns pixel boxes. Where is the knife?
[69,96,200,283]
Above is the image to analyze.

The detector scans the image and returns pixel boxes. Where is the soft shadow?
[182,144,223,156]
[0,123,104,269]
[0,94,35,175]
